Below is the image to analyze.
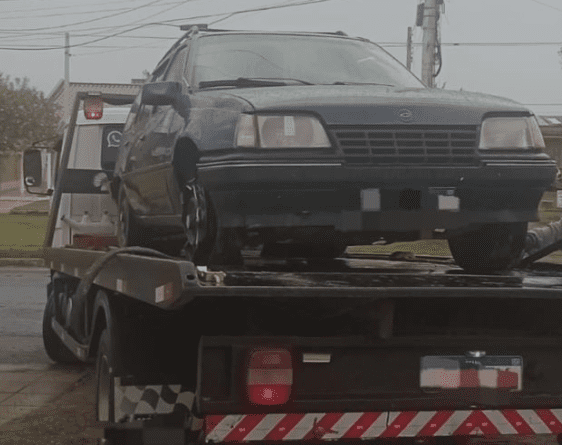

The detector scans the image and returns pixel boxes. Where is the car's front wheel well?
[173,137,200,186]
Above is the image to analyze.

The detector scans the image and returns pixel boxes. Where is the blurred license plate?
[420,355,522,391]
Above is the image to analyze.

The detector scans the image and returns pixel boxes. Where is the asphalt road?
[0,267,102,443]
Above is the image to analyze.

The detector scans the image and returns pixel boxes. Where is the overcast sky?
[1,0,562,114]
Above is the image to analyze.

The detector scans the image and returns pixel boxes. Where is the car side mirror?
[141,81,182,106]
[23,148,54,196]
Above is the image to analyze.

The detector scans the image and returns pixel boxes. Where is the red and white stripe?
[205,409,562,442]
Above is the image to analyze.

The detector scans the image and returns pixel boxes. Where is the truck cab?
[25,96,131,250]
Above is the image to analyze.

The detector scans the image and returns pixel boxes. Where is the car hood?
[220,85,529,126]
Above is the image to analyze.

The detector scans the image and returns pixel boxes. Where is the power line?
[0,0,167,32]
[0,0,335,50]
[528,0,562,12]
[0,0,177,18]
[379,41,562,48]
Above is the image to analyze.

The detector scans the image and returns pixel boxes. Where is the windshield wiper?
[198,77,313,89]
[252,77,314,85]
[331,81,395,87]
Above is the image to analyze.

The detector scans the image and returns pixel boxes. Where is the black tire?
[448,222,528,273]
[96,328,116,423]
[182,183,217,264]
[42,294,78,364]
[116,184,143,248]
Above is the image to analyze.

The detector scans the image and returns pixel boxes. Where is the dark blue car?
[113,26,557,272]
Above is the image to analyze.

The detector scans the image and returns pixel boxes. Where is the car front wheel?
[116,184,142,248]
[448,222,527,273]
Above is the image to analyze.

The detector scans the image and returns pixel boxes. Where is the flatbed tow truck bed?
[44,246,562,304]
[41,244,562,445]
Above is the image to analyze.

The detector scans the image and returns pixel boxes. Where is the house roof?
[48,80,142,106]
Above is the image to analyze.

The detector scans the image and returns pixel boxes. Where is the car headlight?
[235,114,331,148]
[478,116,545,150]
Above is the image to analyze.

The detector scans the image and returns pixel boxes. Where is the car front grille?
[330,125,479,166]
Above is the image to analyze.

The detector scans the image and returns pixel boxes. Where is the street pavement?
[0,267,100,443]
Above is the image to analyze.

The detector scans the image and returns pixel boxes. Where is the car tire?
[182,182,216,264]
[42,293,78,364]
[96,328,116,423]
[116,185,143,248]
[448,222,527,273]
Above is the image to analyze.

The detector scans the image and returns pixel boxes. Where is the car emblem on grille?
[398,108,413,122]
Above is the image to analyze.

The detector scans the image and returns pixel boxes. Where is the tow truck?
[23,90,562,445]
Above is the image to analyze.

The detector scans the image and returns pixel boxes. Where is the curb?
[0,258,45,267]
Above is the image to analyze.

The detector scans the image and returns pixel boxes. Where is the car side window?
[151,59,169,82]
[123,93,141,133]
[165,46,189,86]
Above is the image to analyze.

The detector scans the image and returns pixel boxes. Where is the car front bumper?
[198,161,557,233]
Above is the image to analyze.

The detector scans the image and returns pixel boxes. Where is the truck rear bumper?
[104,409,562,443]
[205,410,562,442]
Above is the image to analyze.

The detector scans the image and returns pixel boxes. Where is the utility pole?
[406,27,413,72]
[421,0,438,87]
[64,33,70,122]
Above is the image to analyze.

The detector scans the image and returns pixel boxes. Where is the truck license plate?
[420,355,522,391]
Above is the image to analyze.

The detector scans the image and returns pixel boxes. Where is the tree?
[0,73,59,152]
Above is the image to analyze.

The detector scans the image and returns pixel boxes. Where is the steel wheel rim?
[184,184,208,260]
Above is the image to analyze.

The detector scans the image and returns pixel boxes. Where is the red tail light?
[84,96,103,120]
[247,348,292,406]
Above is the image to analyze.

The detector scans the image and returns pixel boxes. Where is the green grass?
[0,213,48,254]
[348,239,451,256]
[9,199,50,214]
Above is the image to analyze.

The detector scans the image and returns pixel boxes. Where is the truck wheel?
[42,294,78,364]
[117,185,142,247]
[96,328,116,423]
[448,222,527,273]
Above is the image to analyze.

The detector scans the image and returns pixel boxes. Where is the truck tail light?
[247,348,292,406]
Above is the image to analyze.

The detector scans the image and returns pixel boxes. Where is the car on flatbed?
[112,25,557,272]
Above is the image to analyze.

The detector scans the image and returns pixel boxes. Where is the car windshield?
[192,34,424,89]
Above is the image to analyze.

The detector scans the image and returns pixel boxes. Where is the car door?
[127,47,189,218]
